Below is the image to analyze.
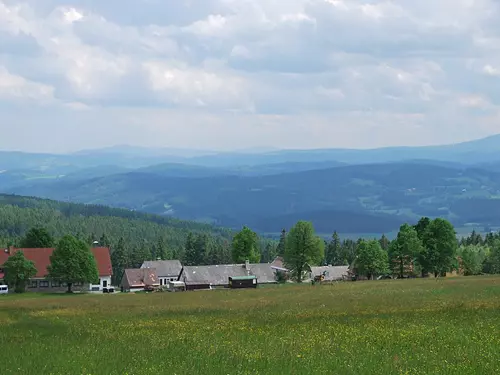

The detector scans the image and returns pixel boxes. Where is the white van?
[0,285,8,294]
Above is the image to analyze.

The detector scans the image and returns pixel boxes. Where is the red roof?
[0,247,112,278]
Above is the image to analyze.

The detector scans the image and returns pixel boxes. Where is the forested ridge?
[0,194,234,254]
[3,194,500,287]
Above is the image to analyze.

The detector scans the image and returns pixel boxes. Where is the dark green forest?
[3,194,500,288]
[0,194,233,257]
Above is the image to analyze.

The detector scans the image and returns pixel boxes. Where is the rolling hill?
[3,134,500,235]
[5,161,500,234]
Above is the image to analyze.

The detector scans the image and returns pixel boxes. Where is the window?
[29,280,38,288]
[73,282,82,287]
[51,281,60,287]
[39,280,49,288]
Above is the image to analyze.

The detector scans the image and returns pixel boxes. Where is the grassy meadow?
[1,277,500,375]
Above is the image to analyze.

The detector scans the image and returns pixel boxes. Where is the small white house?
[89,276,112,292]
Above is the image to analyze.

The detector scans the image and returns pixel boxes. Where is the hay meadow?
[1,277,500,375]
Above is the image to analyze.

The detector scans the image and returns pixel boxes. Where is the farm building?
[121,268,159,292]
[0,246,112,292]
[178,261,277,290]
[141,260,183,287]
[309,265,349,282]
[229,275,257,289]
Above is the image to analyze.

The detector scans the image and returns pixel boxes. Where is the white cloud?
[0,66,54,101]
[0,0,500,152]
[483,64,500,76]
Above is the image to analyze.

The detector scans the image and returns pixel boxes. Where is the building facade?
[0,246,113,292]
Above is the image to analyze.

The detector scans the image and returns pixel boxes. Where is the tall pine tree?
[325,231,343,265]
[276,229,287,257]
[111,237,128,285]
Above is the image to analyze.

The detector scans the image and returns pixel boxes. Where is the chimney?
[6,246,14,255]
[245,259,250,275]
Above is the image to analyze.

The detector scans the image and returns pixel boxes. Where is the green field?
[1,277,500,374]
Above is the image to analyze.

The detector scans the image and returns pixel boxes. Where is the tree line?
[226,217,500,282]
[4,196,500,288]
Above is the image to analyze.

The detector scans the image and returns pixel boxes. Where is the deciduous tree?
[48,235,99,293]
[2,251,37,293]
[458,245,488,276]
[414,217,431,239]
[389,224,423,278]
[284,221,324,283]
[356,240,389,280]
[421,218,458,277]
[231,226,260,263]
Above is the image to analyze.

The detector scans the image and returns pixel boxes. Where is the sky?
[1,0,500,153]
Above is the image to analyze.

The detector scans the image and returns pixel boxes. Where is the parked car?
[0,285,8,294]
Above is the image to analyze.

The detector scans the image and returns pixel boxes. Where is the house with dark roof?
[179,261,277,290]
[121,268,159,292]
[141,260,182,287]
[0,246,113,292]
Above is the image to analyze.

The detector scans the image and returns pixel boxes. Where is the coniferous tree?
[341,239,357,266]
[111,237,127,285]
[276,229,287,257]
[20,227,54,248]
[156,237,168,260]
[325,231,343,265]
[99,233,112,248]
[183,232,198,266]
[379,234,390,251]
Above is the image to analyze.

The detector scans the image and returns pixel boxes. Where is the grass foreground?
[1,277,500,374]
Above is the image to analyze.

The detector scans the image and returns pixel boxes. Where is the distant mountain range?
[2,134,500,235]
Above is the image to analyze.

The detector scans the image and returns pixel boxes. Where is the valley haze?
[2,134,500,237]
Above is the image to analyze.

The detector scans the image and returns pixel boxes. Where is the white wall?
[159,276,178,286]
[89,276,112,291]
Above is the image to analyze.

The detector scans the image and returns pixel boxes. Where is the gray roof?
[310,266,349,281]
[180,263,277,286]
[249,264,277,283]
[141,260,183,277]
